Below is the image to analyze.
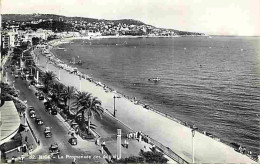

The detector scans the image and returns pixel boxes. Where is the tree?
[32,37,40,45]
[140,150,168,163]
[51,82,65,104]
[86,97,103,132]
[60,86,75,114]
[72,91,92,129]
[72,91,103,133]
[42,71,57,93]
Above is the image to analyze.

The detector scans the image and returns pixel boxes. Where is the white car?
[30,113,36,118]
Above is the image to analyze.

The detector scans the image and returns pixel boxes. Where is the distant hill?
[2,14,204,35]
[2,14,146,26]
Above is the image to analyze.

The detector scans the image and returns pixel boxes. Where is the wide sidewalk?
[35,48,255,163]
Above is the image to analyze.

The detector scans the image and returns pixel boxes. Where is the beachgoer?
[11,156,15,163]
[100,146,103,154]
[102,141,106,147]
[17,146,21,152]
[21,154,24,162]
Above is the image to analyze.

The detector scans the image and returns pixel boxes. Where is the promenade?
[34,47,255,163]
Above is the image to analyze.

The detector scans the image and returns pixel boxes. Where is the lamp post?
[58,68,61,80]
[79,76,82,92]
[191,125,198,163]
[46,60,49,72]
[113,95,121,117]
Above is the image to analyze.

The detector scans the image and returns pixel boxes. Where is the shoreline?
[48,34,207,47]
[33,39,257,162]
[47,38,239,145]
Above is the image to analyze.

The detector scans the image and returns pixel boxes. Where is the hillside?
[2,14,204,36]
[2,14,146,26]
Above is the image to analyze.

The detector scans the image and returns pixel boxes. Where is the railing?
[104,109,189,164]
[148,137,189,164]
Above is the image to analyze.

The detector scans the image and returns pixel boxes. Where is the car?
[29,106,35,110]
[29,109,35,113]
[68,137,77,145]
[39,94,44,100]
[35,118,44,125]
[51,109,57,115]
[35,84,44,89]
[15,74,19,78]
[44,127,52,138]
[30,112,36,118]
[49,143,60,156]
[44,101,51,107]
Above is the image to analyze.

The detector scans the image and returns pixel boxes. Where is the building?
[1,33,10,48]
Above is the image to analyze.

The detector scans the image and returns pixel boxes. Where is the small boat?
[148,77,160,82]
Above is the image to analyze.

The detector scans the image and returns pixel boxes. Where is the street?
[5,62,105,164]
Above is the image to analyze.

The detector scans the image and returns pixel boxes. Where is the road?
[5,61,105,163]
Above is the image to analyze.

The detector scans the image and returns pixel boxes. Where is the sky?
[1,0,260,36]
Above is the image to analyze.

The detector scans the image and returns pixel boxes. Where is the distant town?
[1,14,205,50]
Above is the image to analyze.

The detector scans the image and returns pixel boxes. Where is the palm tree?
[72,91,103,133]
[42,71,57,93]
[51,82,65,104]
[86,97,103,132]
[60,86,75,114]
[72,91,92,127]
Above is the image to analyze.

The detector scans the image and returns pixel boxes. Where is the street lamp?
[191,125,198,163]
[58,68,61,80]
[46,61,48,71]
[113,95,121,117]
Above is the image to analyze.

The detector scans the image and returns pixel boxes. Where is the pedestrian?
[100,145,104,154]
[25,136,28,142]
[101,141,106,147]
[126,141,129,149]
[21,154,24,162]
[124,140,127,147]
[11,156,15,163]
[17,146,21,152]
[37,138,40,145]
[72,157,76,164]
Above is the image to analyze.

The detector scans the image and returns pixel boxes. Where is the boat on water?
[148,77,160,82]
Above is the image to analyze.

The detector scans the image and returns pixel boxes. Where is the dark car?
[39,94,44,100]
[51,109,57,115]
[49,143,60,157]
[68,137,77,145]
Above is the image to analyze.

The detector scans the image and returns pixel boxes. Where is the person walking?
[25,136,28,142]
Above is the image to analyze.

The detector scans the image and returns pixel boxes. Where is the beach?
[31,37,256,163]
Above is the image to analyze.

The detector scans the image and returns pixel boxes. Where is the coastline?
[33,38,256,162]
[48,34,207,47]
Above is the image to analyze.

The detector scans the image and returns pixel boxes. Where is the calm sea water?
[54,36,260,153]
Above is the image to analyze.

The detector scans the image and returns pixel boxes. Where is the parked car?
[15,74,19,78]
[49,143,60,156]
[68,137,77,145]
[35,118,44,125]
[30,112,36,118]
[44,127,52,138]
[51,109,57,115]
[39,94,44,100]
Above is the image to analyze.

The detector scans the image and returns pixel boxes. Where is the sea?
[53,36,260,154]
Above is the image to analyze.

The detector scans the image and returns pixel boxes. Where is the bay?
[53,36,260,154]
